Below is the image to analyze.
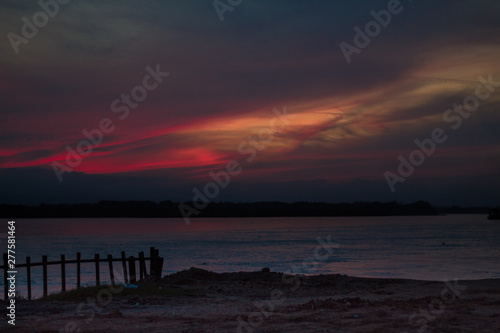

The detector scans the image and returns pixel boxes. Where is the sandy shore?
[2,268,500,332]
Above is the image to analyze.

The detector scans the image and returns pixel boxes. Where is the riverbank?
[2,268,499,332]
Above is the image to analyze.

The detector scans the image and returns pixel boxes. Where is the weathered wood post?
[155,257,164,278]
[149,247,157,277]
[42,255,48,297]
[153,248,163,278]
[121,251,128,284]
[147,248,163,278]
[76,252,81,288]
[139,252,146,279]
[107,254,115,287]
[128,256,136,283]
[26,256,32,300]
[95,254,100,286]
[61,254,66,292]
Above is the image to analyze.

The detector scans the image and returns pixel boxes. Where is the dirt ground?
[2,268,500,332]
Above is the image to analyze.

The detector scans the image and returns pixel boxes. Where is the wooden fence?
[1,247,164,300]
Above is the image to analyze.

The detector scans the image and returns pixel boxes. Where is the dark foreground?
[2,268,499,332]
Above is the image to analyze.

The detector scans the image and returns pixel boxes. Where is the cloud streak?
[1,0,499,205]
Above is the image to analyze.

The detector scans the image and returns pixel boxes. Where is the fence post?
[3,253,7,300]
[26,256,32,300]
[139,252,146,279]
[61,254,66,292]
[155,257,164,278]
[150,247,157,277]
[42,255,48,297]
[76,252,81,288]
[147,248,163,278]
[107,254,115,287]
[128,256,136,283]
[95,254,100,286]
[121,251,128,284]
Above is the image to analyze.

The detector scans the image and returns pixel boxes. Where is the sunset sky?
[1,0,499,206]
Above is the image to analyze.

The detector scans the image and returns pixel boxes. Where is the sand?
[2,268,500,332]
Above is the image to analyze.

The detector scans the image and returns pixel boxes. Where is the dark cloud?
[1,0,499,205]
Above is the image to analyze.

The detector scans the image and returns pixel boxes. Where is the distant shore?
[0,200,473,218]
[3,268,499,332]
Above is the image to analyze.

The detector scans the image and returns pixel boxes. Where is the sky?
[1,0,499,206]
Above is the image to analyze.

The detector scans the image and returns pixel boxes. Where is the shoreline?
[2,268,499,332]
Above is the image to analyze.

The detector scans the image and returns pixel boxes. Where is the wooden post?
[61,254,66,292]
[128,256,136,283]
[3,253,7,300]
[95,254,100,286]
[150,247,157,277]
[154,249,161,277]
[107,255,115,287]
[42,255,48,297]
[154,257,164,278]
[26,256,32,301]
[139,252,146,279]
[121,251,128,284]
[76,252,81,288]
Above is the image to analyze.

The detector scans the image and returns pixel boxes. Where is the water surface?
[3,215,499,298]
